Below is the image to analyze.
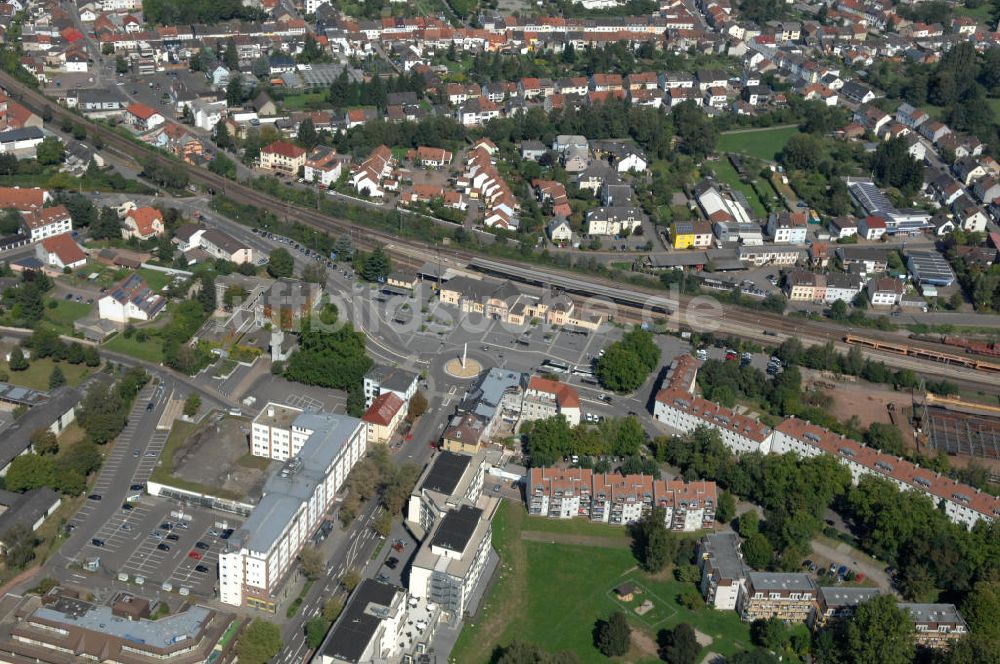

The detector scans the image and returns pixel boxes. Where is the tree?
[115,55,129,74]
[212,120,232,149]
[660,623,699,664]
[297,118,318,150]
[301,262,326,284]
[30,429,58,455]
[208,153,237,179]
[361,247,392,282]
[333,235,354,260]
[35,137,65,165]
[48,365,66,390]
[407,391,428,423]
[235,619,281,664]
[223,38,239,69]
[373,510,392,537]
[4,454,55,492]
[340,568,361,592]
[322,596,344,622]
[863,422,904,456]
[716,491,736,523]
[843,596,914,664]
[873,136,924,195]
[8,346,28,371]
[92,207,122,241]
[632,508,676,573]
[305,617,329,649]
[251,56,269,79]
[678,588,705,610]
[742,533,773,568]
[3,524,37,569]
[829,299,849,320]
[751,617,789,650]
[299,546,324,580]
[226,77,244,107]
[267,247,294,278]
[595,611,630,657]
[183,393,201,417]
[0,208,21,235]
[961,578,1000,641]
[83,346,100,367]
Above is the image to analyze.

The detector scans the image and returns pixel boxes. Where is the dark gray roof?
[0,385,83,470]
[419,452,471,495]
[0,127,44,143]
[0,487,60,539]
[321,579,401,663]
[429,505,482,553]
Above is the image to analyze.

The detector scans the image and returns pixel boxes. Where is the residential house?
[699,532,751,610]
[35,233,86,271]
[866,277,904,306]
[672,220,714,249]
[98,273,166,323]
[124,103,165,131]
[766,211,808,244]
[121,206,164,241]
[303,146,343,187]
[362,392,407,444]
[260,141,307,175]
[548,217,573,244]
[520,377,580,427]
[858,215,887,240]
[586,206,645,236]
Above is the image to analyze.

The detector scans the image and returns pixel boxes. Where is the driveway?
[809,537,896,595]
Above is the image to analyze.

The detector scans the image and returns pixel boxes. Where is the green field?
[280,92,328,112]
[452,504,751,664]
[137,268,173,292]
[711,159,768,217]
[718,126,799,162]
[103,333,164,363]
[2,357,93,391]
[43,299,94,334]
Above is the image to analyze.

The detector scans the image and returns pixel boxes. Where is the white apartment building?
[220,411,365,609]
[408,505,494,616]
[313,579,407,664]
[21,205,72,242]
[407,450,486,539]
[520,376,581,427]
[363,364,419,409]
[653,387,774,454]
[699,532,751,610]
[772,418,1000,529]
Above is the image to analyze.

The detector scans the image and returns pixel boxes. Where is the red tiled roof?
[263,141,305,159]
[0,187,47,210]
[527,376,580,408]
[126,103,160,121]
[40,233,86,265]
[22,204,70,230]
[362,392,405,426]
[127,206,163,237]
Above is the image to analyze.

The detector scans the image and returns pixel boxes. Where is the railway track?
[4,71,999,392]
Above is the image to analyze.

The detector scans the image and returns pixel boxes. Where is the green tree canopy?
[267,247,294,278]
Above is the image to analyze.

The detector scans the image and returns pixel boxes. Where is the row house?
[351,145,394,199]
[772,418,1000,528]
[527,467,717,531]
[653,387,775,454]
[464,144,518,230]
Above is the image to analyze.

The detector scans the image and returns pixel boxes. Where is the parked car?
[87,494,102,501]
[157,543,170,551]
[188,551,202,560]
[91,538,104,547]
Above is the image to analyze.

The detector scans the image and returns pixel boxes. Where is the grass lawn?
[103,333,164,364]
[137,268,172,292]
[989,98,1000,120]
[280,92,328,111]
[452,504,751,664]
[711,159,768,217]
[718,126,799,162]
[2,358,93,391]
[43,300,94,335]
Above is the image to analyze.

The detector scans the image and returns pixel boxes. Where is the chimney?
[267,406,274,417]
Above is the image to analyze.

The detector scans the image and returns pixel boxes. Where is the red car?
[855,573,865,582]
[188,551,202,560]
[404,431,413,441]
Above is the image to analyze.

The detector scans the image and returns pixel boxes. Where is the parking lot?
[247,374,347,414]
[82,495,241,596]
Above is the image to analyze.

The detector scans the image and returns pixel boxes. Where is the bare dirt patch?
[801,368,915,447]
[631,629,659,659]
[171,414,275,501]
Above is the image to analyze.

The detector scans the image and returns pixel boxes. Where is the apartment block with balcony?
[902,603,968,649]
[527,467,592,519]
[738,572,818,622]
[407,450,487,539]
[699,532,752,610]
